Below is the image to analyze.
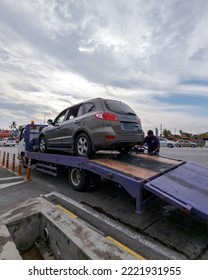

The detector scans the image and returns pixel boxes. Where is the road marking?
[56,204,78,219]
[55,204,145,259]
[45,192,186,260]
[0,176,23,181]
[0,180,26,189]
[106,236,145,260]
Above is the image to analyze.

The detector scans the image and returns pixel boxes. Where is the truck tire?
[75,133,94,158]
[68,167,87,192]
[39,136,47,153]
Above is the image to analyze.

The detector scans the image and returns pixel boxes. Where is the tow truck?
[18,122,208,220]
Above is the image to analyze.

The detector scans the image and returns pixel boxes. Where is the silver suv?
[39,97,144,157]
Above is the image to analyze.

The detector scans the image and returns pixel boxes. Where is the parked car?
[0,137,16,146]
[158,137,176,148]
[175,140,198,148]
[205,141,208,148]
[39,97,144,157]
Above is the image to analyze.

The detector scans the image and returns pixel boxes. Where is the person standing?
[144,130,160,156]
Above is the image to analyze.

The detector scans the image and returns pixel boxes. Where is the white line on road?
[0,176,22,181]
[0,180,26,189]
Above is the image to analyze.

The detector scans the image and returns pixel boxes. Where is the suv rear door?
[103,99,141,135]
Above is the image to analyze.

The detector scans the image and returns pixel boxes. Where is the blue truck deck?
[22,123,208,221]
[26,150,208,221]
[144,162,208,220]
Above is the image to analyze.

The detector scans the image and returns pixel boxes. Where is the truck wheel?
[39,136,47,153]
[75,133,93,158]
[68,167,86,192]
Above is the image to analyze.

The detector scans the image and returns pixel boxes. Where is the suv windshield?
[104,100,136,115]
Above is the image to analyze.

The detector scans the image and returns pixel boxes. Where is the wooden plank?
[91,158,158,180]
[134,153,182,165]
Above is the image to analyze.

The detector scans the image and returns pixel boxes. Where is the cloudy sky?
[0,0,208,134]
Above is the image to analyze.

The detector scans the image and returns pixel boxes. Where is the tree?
[162,129,172,138]
[9,121,18,137]
[179,130,192,138]
[9,121,17,130]
[179,129,183,135]
[18,125,23,131]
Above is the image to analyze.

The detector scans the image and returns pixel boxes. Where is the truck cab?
[18,122,47,160]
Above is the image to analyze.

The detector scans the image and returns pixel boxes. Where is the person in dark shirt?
[144,130,160,156]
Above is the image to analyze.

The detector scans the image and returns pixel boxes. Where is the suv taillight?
[95,112,118,121]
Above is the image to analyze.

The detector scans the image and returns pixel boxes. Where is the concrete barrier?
[0,197,137,260]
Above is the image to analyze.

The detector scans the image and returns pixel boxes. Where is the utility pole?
[160,123,162,136]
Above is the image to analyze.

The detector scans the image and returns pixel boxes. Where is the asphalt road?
[160,146,208,168]
[0,145,208,260]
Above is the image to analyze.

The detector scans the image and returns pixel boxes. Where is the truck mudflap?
[144,162,208,219]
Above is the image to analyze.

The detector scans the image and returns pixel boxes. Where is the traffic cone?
[5,153,9,169]
[1,151,6,166]
[26,157,32,181]
[17,156,22,176]
[12,154,16,172]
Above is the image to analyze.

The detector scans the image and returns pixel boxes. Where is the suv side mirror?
[47,119,53,125]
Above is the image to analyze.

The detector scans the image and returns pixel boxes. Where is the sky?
[0,0,208,135]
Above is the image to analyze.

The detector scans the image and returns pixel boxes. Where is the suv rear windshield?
[104,100,136,115]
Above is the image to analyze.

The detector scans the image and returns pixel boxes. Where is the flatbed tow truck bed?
[27,150,208,221]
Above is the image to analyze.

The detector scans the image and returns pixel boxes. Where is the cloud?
[0,0,207,134]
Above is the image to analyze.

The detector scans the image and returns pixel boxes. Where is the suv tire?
[75,133,94,158]
[39,136,47,153]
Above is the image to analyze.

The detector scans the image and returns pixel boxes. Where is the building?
[0,130,12,139]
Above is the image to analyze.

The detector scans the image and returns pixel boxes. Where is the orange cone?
[2,151,6,166]
[12,154,16,172]
[5,153,9,169]
[17,156,22,176]
[26,157,32,181]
